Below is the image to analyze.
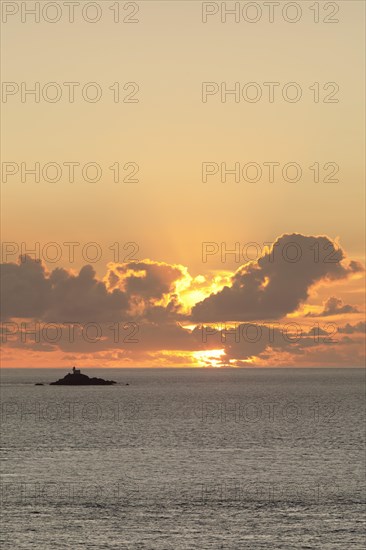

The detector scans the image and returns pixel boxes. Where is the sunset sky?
[1,1,365,367]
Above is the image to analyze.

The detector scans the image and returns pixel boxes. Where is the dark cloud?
[106,260,186,300]
[1,258,51,320]
[1,257,129,323]
[198,322,338,365]
[191,234,363,323]
[338,322,366,334]
[1,235,364,368]
[306,296,359,317]
[1,257,189,324]
[105,260,188,321]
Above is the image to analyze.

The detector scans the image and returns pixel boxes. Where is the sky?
[1,1,365,367]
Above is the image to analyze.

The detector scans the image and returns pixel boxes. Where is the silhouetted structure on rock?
[50,367,116,386]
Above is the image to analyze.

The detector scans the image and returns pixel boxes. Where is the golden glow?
[179,289,208,311]
[178,272,232,313]
[260,276,270,290]
[193,349,226,368]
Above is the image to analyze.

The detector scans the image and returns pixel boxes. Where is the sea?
[1,368,365,549]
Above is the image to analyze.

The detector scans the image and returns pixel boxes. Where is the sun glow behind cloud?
[193,349,226,368]
[1,233,365,368]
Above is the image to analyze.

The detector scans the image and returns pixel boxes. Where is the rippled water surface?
[1,368,365,549]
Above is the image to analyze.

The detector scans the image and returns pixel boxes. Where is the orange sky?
[1,1,365,367]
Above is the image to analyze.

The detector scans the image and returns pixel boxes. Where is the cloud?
[0,318,345,365]
[0,257,189,324]
[1,258,51,320]
[198,322,339,365]
[306,296,359,317]
[191,234,363,323]
[106,260,187,298]
[338,321,366,334]
[1,234,364,368]
[1,257,129,323]
[104,259,189,320]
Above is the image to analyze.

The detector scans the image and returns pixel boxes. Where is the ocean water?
[1,368,365,549]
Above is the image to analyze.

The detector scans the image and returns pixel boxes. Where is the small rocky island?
[50,367,116,386]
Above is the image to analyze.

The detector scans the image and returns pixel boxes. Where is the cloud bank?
[191,234,363,322]
[1,233,364,367]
